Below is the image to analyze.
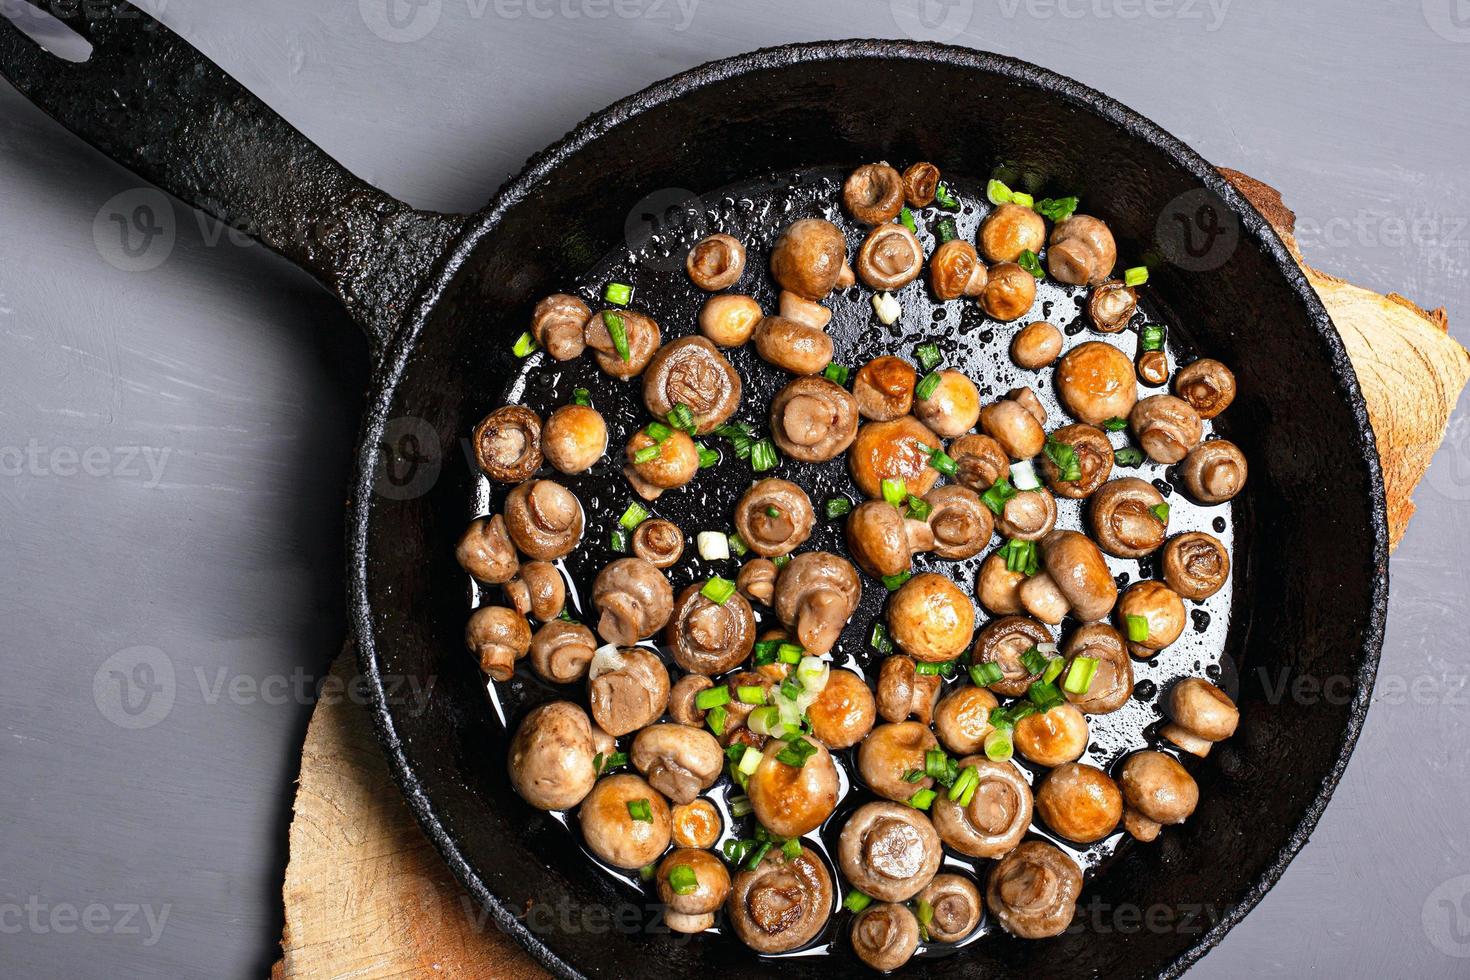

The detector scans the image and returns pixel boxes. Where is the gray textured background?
[2,0,1468,977]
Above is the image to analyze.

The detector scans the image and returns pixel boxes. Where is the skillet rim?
[348,38,1390,980]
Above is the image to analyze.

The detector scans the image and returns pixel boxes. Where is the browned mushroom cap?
[504,479,584,560]
[1086,280,1137,333]
[980,262,1038,322]
[887,573,975,663]
[671,799,722,850]
[975,552,1025,615]
[845,500,933,579]
[1163,531,1230,599]
[592,558,674,645]
[1015,702,1090,768]
[643,337,742,434]
[950,434,1010,492]
[914,370,981,438]
[529,294,591,361]
[896,161,938,205]
[876,655,942,725]
[1035,763,1123,843]
[770,376,858,462]
[752,315,834,376]
[1056,341,1138,425]
[857,223,925,291]
[656,848,730,934]
[1163,677,1240,757]
[971,615,1053,697]
[747,736,840,837]
[466,606,531,681]
[736,558,778,606]
[838,801,942,902]
[1018,571,1069,625]
[770,218,849,300]
[631,519,683,569]
[456,515,519,584]
[858,721,939,802]
[996,486,1058,541]
[686,233,746,291]
[726,845,833,954]
[849,416,943,499]
[666,583,756,675]
[1047,215,1117,285]
[698,293,763,348]
[918,874,983,944]
[1011,320,1064,370]
[773,552,861,656]
[508,701,600,810]
[1061,624,1133,714]
[980,398,1045,460]
[528,620,597,685]
[624,429,701,496]
[807,668,876,749]
[986,841,1082,939]
[929,240,989,300]
[1118,750,1199,841]
[588,646,670,737]
[1116,580,1186,653]
[540,404,607,475]
[924,485,993,560]
[631,724,724,805]
[1174,358,1237,418]
[1041,423,1114,498]
[1178,439,1248,504]
[578,773,671,868]
[980,203,1046,263]
[506,561,566,621]
[1137,349,1169,387]
[473,405,542,483]
[735,479,816,557]
[843,163,905,224]
[1089,477,1168,558]
[1129,394,1203,464]
[933,685,999,756]
[585,309,660,378]
[930,756,1032,858]
[1041,530,1118,622]
[850,903,919,972]
[853,356,917,422]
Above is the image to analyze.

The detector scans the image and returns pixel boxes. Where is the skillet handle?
[0,0,467,356]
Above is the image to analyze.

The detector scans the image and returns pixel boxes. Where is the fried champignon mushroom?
[770,376,858,462]
[1086,279,1137,333]
[996,486,1058,542]
[1008,385,1048,426]
[849,416,943,499]
[930,756,1032,858]
[779,289,833,330]
[975,552,1026,615]
[735,479,816,557]
[473,405,542,483]
[698,293,763,348]
[924,485,993,560]
[541,404,607,475]
[503,479,584,561]
[507,701,600,810]
[1174,357,1237,418]
[1129,394,1203,464]
[579,773,671,869]
[933,685,999,756]
[631,518,683,569]
[752,315,834,376]
[456,515,519,584]
[585,309,660,378]
[1116,580,1186,655]
[773,552,861,656]
[686,233,746,291]
[980,203,1046,263]
[845,500,933,579]
[770,217,850,300]
[747,736,840,838]
[1163,531,1230,599]
[838,801,943,903]
[980,262,1038,322]
[980,396,1046,460]
[1118,750,1199,841]
[950,433,1010,492]
[591,557,674,645]
[1089,477,1168,558]
[1041,423,1114,498]
[858,721,940,802]
[986,841,1082,939]
[466,606,531,682]
[887,573,976,664]
[807,668,877,750]
[1018,571,1069,625]
[843,162,906,224]
[631,724,724,805]
[671,799,722,850]
[1061,624,1133,714]
[971,615,1052,697]
[902,161,941,206]
[528,620,596,685]
[929,239,988,300]
[656,848,731,934]
[1163,678,1240,757]
[1137,349,1169,387]
[1011,320,1064,370]
[666,583,756,676]
[851,903,919,972]
[624,429,701,496]
[642,336,742,434]
[668,674,713,728]
[1014,703,1089,767]
[726,845,833,954]
[853,356,918,422]
[736,558,778,606]
[505,561,566,621]
[919,874,983,944]
[913,369,981,438]
[1046,214,1117,285]
[876,655,943,725]
[1178,439,1248,504]
[588,646,670,737]
[1035,763,1123,843]
[529,293,591,361]
[1041,530,1119,622]
[857,223,925,291]
[1056,340,1138,425]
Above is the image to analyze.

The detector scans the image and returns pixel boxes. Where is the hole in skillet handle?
[0,0,94,63]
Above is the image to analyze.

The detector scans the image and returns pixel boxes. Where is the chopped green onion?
[511,331,538,357]
[881,477,908,507]
[870,622,893,654]
[722,839,751,864]
[1005,701,1039,725]
[916,898,935,940]
[904,494,932,522]
[1010,190,1035,209]
[610,528,628,552]
[823,362,851,385]
[1151,502,1171,524]
[775,736,818,768]
[714,421,756,459]
[916,342,943,373]
[899,206,917,234]
[915,659,952,676]
[764,505,781,519]
[728,794,753,818]
[668,864,698,895]
[1140,322,1166,353]
[1044,437,1082,482]
[1028,680,1065,710]
[781,837,802,859]
[1020,645,1049,676]
[752,638,780,665]
[702,575,737,605]
[1124,265,1149,287]
[882,571,912,592]
[1017,249,1044,279]
[705,704,728,737]
[603,311,631,362]
[981,475,1018,514]
[904,768,926,784]
[639,863,657,881]
[1034,196,1079,222]
[1042,657,1066,685]
[748,705,783,737]
[697,443,719,469]
[632,444,662,465]
[988,706,1012,730]
[727,532,749,557]
[936,216,958,243]
[1102,416,1128,432]
[695,686,731,710]
[572,388,592,407]
[970,661,1004,686]
[928,447,958,478]
[984,727,1014,761]
[626,798,652,822]
[1009,459,1041,491]
[825,496,853,519]
[737,744,764,776]
[750,438,779,473]
[772,554,790,569]
[1114,446,1145,467]
[777,643,804,665]
[844,890,873,913]
[780,677,803,702]
[1125,614,1151,642]
[668,403,697,434]
[986,178,1014,205]
[935,181,960,209]
[644,421,672,444]
[592,752,603,774]
[1063,656,1099,695]
[925,748,952,781]
[619,502,650,531]
[1001,538,1039,576]
[948,765,980,803]
[915,370,942,401]
[603,281,634,305]
[736,685,767,705]
[743,840,773,870]
[906,788,938,810]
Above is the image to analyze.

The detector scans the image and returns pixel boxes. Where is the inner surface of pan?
[353,43,1386,979]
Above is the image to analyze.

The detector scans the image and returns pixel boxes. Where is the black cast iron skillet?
[1,3,1388,976]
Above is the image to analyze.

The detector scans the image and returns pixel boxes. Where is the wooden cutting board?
[272,173,1469,980]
